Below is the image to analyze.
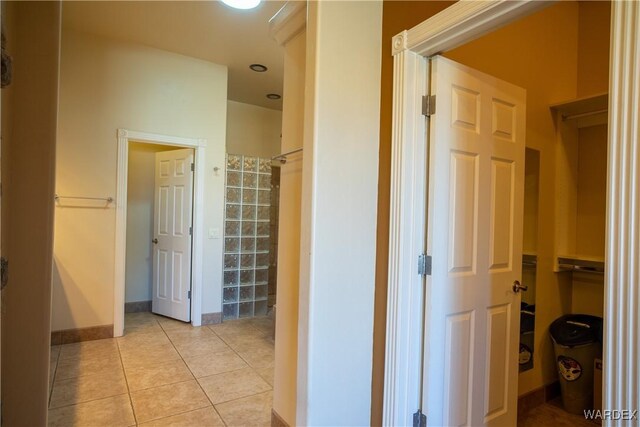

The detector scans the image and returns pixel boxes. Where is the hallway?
[48,313,274,426]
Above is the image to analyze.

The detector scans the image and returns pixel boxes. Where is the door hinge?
[422,94,436,117]
[191,163,195,172]
[189,226,192,236]
[0,257,8,290]
[413,409,427,427]
[188,290,191,299]
[418,254,432,276]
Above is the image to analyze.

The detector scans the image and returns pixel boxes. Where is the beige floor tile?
[139,406,224,426]
[117,331,171,351]
[125,358,194,391]
[48,394,135,427]
[164,326,215,344]
[124,312,158,327]
[59,339,119,361]
[50,345,61,363]
[237,347,275,370]
[255,367,274,386]
[49,370,128,408]
[215,391,272,427]
[130,380,210,423]
[183,349,248,378]
[247,316,274,335]
[55,354,123,381]
[174,335,229,359]
[220,334,273,353]
[209,320,263,338]
[49,360,57,394]
[120,342,181,369]
[124,322,164,336]
[198,367,271,404]
[157,316,193,331]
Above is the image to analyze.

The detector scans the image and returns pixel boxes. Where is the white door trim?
[114,128,207,337]
[384,4,551,423]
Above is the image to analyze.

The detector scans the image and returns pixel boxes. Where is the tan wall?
[125,143,181,303]
[577,1,610,97]
[1,2,61,424]
[53,29,228,331]
[272,29,305,427]
[226,100,282,158]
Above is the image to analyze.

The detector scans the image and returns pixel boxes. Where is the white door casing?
[423,56,525,427]
[383,3,549,425]
[115,129,206,336]
[152,148,194,322]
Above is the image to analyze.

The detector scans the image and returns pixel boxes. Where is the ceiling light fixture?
[250,64,268,72]
[220,0,261,10]
[266,93,281,100]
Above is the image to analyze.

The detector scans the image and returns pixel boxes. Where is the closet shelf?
[557,255,605,274]
[522,253,537,268]
[550,93,608,128]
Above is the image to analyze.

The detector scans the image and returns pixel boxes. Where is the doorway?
[384,1,617,426]
[114,129,208,337]
[125,142,195,324]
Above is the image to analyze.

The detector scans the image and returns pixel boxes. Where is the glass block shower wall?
[223,154,272,320]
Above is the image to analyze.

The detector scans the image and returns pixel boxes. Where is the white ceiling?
[62,1,286,110]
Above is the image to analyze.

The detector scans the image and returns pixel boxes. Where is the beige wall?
[125,143,181,303]
[53,28,228,331]
[272,28,305,426]
[226,100,282,158]
[1,1,60,424]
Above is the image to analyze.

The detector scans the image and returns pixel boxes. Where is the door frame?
[114,128,207,336]
[384,1,634,425]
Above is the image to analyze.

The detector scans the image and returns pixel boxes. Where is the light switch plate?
[208,228,220,239]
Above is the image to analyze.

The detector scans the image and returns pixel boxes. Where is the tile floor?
[48,313,275,426]
[518,398,601,427]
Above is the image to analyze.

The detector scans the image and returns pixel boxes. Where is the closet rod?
[562,108,608,121]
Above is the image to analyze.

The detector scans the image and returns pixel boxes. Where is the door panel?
[152,148,194,322]
[423,56,526,427]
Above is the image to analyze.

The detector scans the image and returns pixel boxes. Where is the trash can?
[549,314,603,415]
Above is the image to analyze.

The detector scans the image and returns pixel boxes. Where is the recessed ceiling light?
[266,93,281,100]
[220,0,261,10]
[250,64,268,72]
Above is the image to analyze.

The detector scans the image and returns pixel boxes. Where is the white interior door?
[422,56,526,427]
[153,148,194,322]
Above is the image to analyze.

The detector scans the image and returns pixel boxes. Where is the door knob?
[513,280,528,293]
[152,238,158,244]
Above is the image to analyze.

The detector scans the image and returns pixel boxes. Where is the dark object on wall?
[2,29,12,88]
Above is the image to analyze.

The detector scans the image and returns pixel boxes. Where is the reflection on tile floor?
[48,313,274,426]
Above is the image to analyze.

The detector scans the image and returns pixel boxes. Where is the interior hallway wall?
[226,100,282,158]
[125,143,181,305]
[53,28,228,331]
[272,27,305,427]
[1,2,60,424]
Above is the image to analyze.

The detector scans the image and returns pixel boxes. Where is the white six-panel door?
[152,148,194,322]
[422,56,526,427]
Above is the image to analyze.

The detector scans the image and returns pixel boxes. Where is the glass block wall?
[223,154,271,319]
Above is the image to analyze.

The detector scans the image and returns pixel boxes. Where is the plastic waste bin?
[549,314,602,415]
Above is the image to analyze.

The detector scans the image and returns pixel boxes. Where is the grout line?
[48,346,61,408]
[117,318,160,426]
[168,322,229,427]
